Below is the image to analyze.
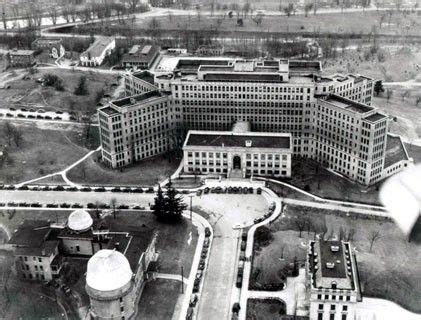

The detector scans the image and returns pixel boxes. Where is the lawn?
[66,151,181,187]
[372,89,421,145]
[137,279,181,319]
[83,10,421,37]
[0,121,91,184]
[323,46,421,82]
[246,299,286,320]
[282,157,381,205]
[0,67,118,116]
[251,204,421,313]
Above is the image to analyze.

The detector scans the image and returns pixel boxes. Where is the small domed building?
[86,250,135,320]
[59,210,103,256]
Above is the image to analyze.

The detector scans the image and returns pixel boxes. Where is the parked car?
[253,217,263,224]
[196,189,202,196]
[198,261,206,270]
[204,227,211,237]
[203,187,210,194]
[189,295,198,307]
[256,187,262,194]
[186,307,194,319]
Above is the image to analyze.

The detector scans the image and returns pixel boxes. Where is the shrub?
[254,226,273,247]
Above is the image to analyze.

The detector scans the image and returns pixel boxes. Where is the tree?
[400,90,410,101]
[2,5,7,30]
[43,74,64,91]
[110,198,117,219]
[252,12,263,25]
[3,121,14,146]
[74,76,88,95]
[163,179,187,223]
[416,96,421,107]
[12,127,23,147]
[242,2,251,17]
[373,80,384,96]
[386,88,393,102]
[368,230,381,252]
[48,6,58,25]
[304,3,313,17]
[148,17,161,38]
[153,180,187,223]
[295,218,307,238]
[283,4,294,17]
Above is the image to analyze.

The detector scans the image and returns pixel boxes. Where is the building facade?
[80,36,115,67]
[183,130,292,178]
[307,240,362,320]
[99,57,411,185]
[98,90,182,168]
[9,49,36,67]
[122,44,160,70]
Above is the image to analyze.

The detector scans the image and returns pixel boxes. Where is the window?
[330,314,335,320]
[318,313,323,320]
[331,305,336,311]
[76,245,80,252]
[318,304,323,310]
[342,305,348,311]
[342,315,347,320]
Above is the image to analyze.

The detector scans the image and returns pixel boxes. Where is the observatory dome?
[68,209,93,232]
[86,249,133,292]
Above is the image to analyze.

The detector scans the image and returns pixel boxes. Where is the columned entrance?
[233,155,241,169]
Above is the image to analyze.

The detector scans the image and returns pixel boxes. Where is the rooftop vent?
[331,245,340,252]
[245,140,252,147]
[326,262,335,269]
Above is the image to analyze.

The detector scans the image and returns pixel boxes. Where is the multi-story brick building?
[306,239,362,320]
[98,90,182,168]
[99,58,412,185]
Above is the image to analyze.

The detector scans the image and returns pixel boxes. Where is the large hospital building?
[98,57,412,185]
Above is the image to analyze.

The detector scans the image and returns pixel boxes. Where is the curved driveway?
[192,193,268,320]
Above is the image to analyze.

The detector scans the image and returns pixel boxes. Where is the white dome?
[68,209,93,232]
[86,250,133,292]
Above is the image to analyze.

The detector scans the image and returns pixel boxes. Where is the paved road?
[0,190,155,207]
[193,194,268,320]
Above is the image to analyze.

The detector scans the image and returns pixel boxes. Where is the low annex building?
[306,239,362,320]
[32,37,65,59]
[80,36,115,67]
[9,49,36,67]
[122,44,160,70]
[183,130,292,178]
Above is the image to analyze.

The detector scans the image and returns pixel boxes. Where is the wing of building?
[98,57,413,186]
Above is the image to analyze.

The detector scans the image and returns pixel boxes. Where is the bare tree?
[3,121,14,146]
[368,230,381,252]
[304,3,313,17]
[386,89,393,102]
[62,6,72,23]
[400,90,410,101]
[129,0,140,11]
[415,95,421,107]
[295,219,307,238]
[1,5,7,30]
[110,198,117,219]
[48,6,58,25]
[12,127,23,147]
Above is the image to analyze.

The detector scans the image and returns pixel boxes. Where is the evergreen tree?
[163,179,187,223]
[74,75,88,95]
[152,180,186,223]
[374,80,384,96]
[152,185,165,219]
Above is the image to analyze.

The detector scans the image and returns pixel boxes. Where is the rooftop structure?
[86,249,133,292]
[67,209,93,233]
[84,37,115,58]
[324,95,373,114]
[111,90,168,108]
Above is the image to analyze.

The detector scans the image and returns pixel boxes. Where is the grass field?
[116,10,421,36]
[137,279,181,319]
[0,68,118,116]
[246,299,286,320]
[323,47,421,82]
[251,204,421,313]
[284,157,381,205]
[0,121,91,184]
[67,151,181,187]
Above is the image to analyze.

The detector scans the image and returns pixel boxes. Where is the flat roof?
[112,91,167,108]
[384,134,409,168]
[185,132,291,149]
[175,59,230,71]
[365,112,387,122]
[133,71,155,85]
[289,60,321,73]
[325,95,373,114]
[203,73,282,82]
[122,44,159,64]
[100,106,119,115]
[319,240,346,279]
